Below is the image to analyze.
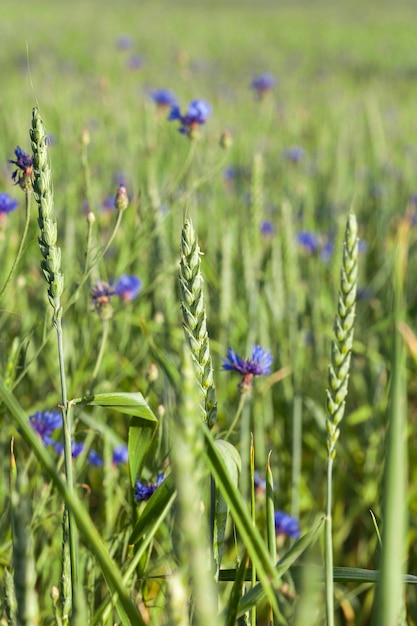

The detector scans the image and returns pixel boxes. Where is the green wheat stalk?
[325,213,358,625]
[29,107,78,610]
[179,217,217,428]
[10,441,39,626]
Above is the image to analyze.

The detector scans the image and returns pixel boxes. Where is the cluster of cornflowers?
[91,274,142,318]
[29,410,128,466]
[168,99,211,138]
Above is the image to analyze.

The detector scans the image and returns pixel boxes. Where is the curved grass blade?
[232,516,324,618]
[129,472,176,544]
[201,423,285,623]
[72,392,158,486]
[212,440,241,576]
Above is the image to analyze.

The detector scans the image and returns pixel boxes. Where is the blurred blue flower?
[114,275,142,302]
[320,240,334,262]
[251,73,276,98]
[30,410,62,446]
[149,89,178,108]
[9,146,33,187]
[0,193,18,215]
[135,473,164,502]
[254,471,266,493]
[168,99,211,137]
[222,345,273,377]
[260,220,275,237]
[88,450,104,467]
[116,35,134,50]
[296,231,320,254]
[127,54,143,71]
[282,146,305,163]
[91,280,114,306]
[53,441,85,458]
[112,444,128,465]
[274,511,300,539]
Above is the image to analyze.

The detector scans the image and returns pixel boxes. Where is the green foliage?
[0,1,417,623]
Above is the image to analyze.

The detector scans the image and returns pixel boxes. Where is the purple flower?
[0,193,18,215]
[320,240,334,262]
[112,444,128,465]
[251,73,276,98]
[260,220,275,237]
[88,450,104,466]
[222,345,273,377]
[29,410,62,446]
[116,35,134,51]
[91,280,114,306]
[9,146,33,188]
[168,99,211,137]
[135,473,164,503]
[282,146,305,163]
[114,275,142,302]
[149,89,178,108]
[53,441,85,458]
[127,54,143,71]
[296,231,320,254]
[274,511,300,539]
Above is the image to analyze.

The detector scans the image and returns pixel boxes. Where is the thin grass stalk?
[325,213,358,625]
[29,107,77,605]
[291,393,302,521]
[250,436,257,626]
[372,215,409,625]
[179,217,217,427]
[0,189,31,302]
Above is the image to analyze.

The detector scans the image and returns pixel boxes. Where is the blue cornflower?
[274,511,300,539]
[260,220,275,237]
[9,146,33,189]
[282,146,305,163]
[0,193,18,215]
[296,231,320,254]
[114,275,142,302]
[116,34,134,50]
[320,240,334,262]
[222,345,273,377]
[88,450,104,467]
[135,473,164,503]
[251,73,276,98]
[53,441,85,458]
[149,89,178,108]
[91,280,114,306]
[127,54,143,71]
[91,280,115,319]
[30,410,62,447]
[112,444,128,465]
[168,99,211,138]
[254,471,266,493]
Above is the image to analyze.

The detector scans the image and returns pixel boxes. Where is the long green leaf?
[72,392,158,485]
[201,423,285,624]
[233,517,324,618]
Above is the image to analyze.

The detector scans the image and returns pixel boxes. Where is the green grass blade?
[72,391,158,485]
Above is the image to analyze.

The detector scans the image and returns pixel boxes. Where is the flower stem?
[88,318,110,393]
[325,456,334,626]
[0,190,31,302]
[224,393,247,441]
